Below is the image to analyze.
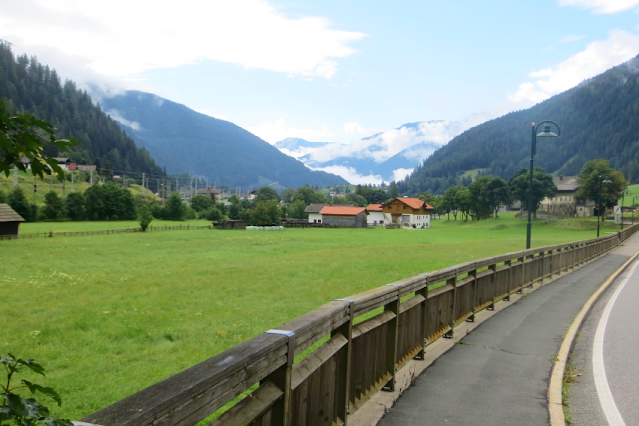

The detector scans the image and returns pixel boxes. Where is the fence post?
[383,284,401,391]
[517,254,525,294]
[416,274,429,358]
[332,299,354,425]
[263,330,295,426]
[468,267,478,321]
[504,258,512,302]
[444,269,458,336]
[487,262,496,310]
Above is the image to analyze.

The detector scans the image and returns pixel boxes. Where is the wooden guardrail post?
[383,284,401,391]
[263,329,295,426]
[468,267,478,321]
[487,262,496,310]
[504,258,512,301]
[416,274,429,359]
[333,299,354,424]
[516,254,525,294]
[444,269,458,335]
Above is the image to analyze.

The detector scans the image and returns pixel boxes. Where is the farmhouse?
[366,204,387,226]
[305,203,328,223]
[0,204,25,237]
[382,197,433,228]
[539,176,595,217]
[319,205,367,228]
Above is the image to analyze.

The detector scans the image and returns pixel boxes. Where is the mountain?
[276,119,479,181]
[0,42,164,176]
[398,54,639,195]
[99,91,348,188]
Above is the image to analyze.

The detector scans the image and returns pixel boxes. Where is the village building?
[305,203,328,223]
[0,204,25,237]
[197,188,222,202]
[366,204,387,226]
[20,156,72,170]
[382,197,434,228]
[539,176,595,217]
[319,205,368,228]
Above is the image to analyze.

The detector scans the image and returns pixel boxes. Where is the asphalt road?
[377,238,637,426]
[569,236,639,426]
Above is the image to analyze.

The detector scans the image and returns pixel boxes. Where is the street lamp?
[597,177,612,237]
[526,121,560,249]
[619,189,631,230]
[633,196,638,225]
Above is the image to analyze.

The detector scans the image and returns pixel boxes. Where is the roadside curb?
[547,249,639,426]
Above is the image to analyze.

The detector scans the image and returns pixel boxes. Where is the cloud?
[246,118,334,144]
[105,109,141,131]
[392,168,414,182]
[311,165,382,185]
[343,121,377,137]
[558,0,639,14]
[508,30,639,103]
[0,0,365,81]
[560,34,586,42]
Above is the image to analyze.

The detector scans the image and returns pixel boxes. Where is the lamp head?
[537,124,558,138]
[602,178,612,184]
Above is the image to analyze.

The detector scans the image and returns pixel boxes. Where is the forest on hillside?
[399,54,639,195]
[0,41,164,177]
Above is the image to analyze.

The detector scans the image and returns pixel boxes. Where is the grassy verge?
[0,213,618,420]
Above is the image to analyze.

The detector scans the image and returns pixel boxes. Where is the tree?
[202,206,225,221]
[389,181,399,199]
[43,191,66,220]
[0,95,78,178]
[228,193,240,205]
[164,192,187,221]
[365,188,388,204]
[287,199,308,219]
[190,194,213,212]
[575,159,627,218]
[294,186,329,205]
[0,190,6,204]
[255,187,279,203]
[442,186,465,220]
[468,176,510,220]
[344,193,368,207]
[8,188,33,221]
[250,200,282,225]
[509,168,557,218]
[138,205,153,231]
[65,192,86,220]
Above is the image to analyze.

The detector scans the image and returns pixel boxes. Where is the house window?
[318,220,321,223]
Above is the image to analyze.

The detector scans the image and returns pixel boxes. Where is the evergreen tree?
[65,192,86,220]
[164,193,186,221]
[8,188,33,221]
[43,191,66,220]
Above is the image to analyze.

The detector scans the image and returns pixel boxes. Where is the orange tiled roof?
[366,204,383,212]
[391,198,434,210]
[320,206,366,216]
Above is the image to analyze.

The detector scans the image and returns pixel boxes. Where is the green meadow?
[0,214,619,420]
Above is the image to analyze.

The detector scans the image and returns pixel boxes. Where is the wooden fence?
[80,224,639,426]
[0,224,212,240]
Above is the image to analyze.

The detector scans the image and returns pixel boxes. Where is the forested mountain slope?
[100,91,348,188]
[0,42,164,176]
[399,54,639,195]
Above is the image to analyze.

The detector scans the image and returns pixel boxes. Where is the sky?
[3,0,639,183]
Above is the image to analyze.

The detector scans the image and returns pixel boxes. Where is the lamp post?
[526,121,560,249]
[597,177,612,237]
[620,189,631,230]
[633,196,638,225]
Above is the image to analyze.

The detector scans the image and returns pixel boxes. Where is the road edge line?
[547,249,639,426]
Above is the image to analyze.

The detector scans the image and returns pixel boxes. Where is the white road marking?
[593,260,639,426]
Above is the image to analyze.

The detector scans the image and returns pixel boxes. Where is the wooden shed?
[319,205,368,228]
[0,204,25,236]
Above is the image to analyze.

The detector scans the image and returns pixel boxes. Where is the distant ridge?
[399,54,639,195]
[100,91,348,188]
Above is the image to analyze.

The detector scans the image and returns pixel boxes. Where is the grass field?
[0,213,619,421]
[19,219,212,233]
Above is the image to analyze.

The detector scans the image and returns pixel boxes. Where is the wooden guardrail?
[0,224,212,240]
[80,224,639,426]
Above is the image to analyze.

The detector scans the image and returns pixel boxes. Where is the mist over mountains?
[275,114,492,183]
